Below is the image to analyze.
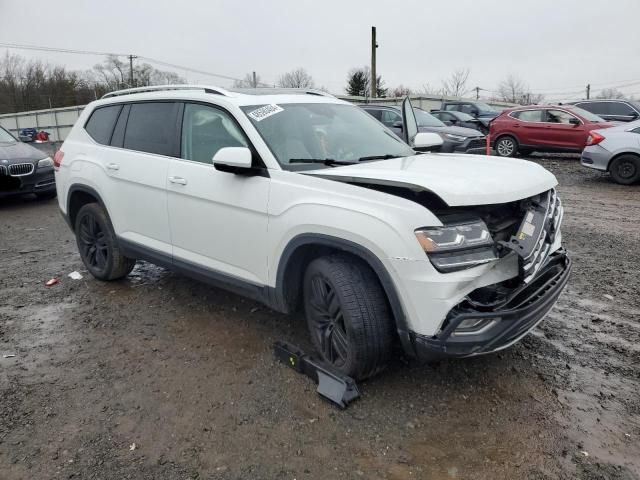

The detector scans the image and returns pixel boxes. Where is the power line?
[0,41,274,86]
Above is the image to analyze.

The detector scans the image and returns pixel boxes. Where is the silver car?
[581,120,640,185]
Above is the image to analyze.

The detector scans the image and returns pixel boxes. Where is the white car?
[54,86,571,380]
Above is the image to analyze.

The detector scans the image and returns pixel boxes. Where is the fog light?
[453,317,499,336]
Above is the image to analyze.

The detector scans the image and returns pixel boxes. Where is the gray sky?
[1,0,639,100]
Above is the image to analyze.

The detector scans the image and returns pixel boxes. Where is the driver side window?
[545,110,578,124]
[181,103,248,164]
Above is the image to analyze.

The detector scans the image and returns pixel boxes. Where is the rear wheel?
[74,203,136,280]
[495,135,518,157]
[609,155,640,185]
[303,255,394,380]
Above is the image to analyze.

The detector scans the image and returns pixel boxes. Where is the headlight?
[415,220,498,272]
[442,133,467,142]
[38,157,53,168]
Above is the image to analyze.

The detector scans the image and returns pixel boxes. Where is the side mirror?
[212,147,252,170]
[568,117,581,126]
[392,120,403,130]
[413,132,443,150]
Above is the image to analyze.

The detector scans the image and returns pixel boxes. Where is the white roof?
[97,84,344,108]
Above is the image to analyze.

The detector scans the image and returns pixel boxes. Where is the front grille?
[522,189,563,283]
[466,138,487,150]
[9,163,34,176]
[0,165,7,176]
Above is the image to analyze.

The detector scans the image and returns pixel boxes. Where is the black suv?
[438,100,502,134]
[0,126,56,200]
[567,99,640,123]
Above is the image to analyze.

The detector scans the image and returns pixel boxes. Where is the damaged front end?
[409,188,572,360]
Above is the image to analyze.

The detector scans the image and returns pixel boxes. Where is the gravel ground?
[0,157,638,480]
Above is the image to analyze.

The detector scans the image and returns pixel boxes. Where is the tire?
[495,135,518,157]
[74,203,136,281]
[609,155,640,185]
[35,190,57,200]
[303,254,394,380]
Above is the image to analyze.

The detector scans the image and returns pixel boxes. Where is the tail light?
[586,131,605,146]
[53,150,64,170]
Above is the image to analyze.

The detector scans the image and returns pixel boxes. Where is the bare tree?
[390,85,412,97]
[419,83,438,95]
[597,87,626,99]
[232,72,262,88]
[92,55,185,90]
[496,74,544,105]
[441,68,470,97]
[278,68,314,88]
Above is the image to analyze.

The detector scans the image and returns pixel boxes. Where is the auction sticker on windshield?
[247,104,284,122]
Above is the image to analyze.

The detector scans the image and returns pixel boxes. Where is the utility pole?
[252,71,257,88]
[371,26,378,99]
[586,84,591,99]
[475,86,480,100]
[128,55,137,87]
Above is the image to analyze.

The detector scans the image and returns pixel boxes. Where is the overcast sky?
[1,0,639,100]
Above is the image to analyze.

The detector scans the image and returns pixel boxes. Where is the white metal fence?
[0,105,85,142]
[0,94,515,142]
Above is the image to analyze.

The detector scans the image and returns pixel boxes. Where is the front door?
[543,109,587,150]
[166,102,270,285]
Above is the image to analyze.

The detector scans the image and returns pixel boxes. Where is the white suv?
[55,86,571,380]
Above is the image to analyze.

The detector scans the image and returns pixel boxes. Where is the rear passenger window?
[85,105,122,145]
[364,109,382,121]
[124,102,178,156]
[512,110,544,122]
[609,102,635,116]
[181,103,248,164]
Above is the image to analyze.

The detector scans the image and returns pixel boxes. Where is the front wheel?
[609,155,640,185]
[495,136,518,157]
[74,203,136,280]
[303,254,394,380]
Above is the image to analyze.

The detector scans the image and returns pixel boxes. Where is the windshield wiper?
[289,158,355,167]
[357,154,402,161]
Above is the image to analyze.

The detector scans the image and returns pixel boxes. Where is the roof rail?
[101,84,229,99]
[228,87,335,98]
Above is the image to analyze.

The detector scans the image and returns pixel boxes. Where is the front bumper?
[0,165,55,198]
[581,145,611,172]
[408,250,571,360]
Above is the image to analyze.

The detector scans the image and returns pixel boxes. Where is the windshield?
[413,108,446,127]
[565,105,606,122]
[0,127,16,143]
[452,111,475,121]
[241,103,416,170]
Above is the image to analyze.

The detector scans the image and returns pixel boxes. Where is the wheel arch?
[271,233,415,356]
[66,184,110,232]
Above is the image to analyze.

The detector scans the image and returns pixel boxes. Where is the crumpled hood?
[303,153,557,206]
[0,141,47,164]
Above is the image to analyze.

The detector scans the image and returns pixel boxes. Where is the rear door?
[543,109,586,150]
[97,101,177,255]
[166,102,270,285]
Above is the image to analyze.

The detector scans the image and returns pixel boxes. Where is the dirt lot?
[1,157,638,480]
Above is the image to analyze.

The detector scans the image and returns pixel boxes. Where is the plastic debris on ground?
[68,271,83,280]
[45,278,58,286]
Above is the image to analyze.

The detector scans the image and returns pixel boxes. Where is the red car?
[490,105,616,157]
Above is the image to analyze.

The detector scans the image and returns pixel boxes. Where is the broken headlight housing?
[415,220,498,273]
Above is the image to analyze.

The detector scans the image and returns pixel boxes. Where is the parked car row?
[361,104,486,153]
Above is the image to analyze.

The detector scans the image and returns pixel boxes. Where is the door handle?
[106,163,120,171]
[168,176,187,185]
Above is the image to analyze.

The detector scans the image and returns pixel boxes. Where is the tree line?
[0,52,631,114]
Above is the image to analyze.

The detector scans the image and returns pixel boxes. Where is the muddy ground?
[1,157,638,480]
